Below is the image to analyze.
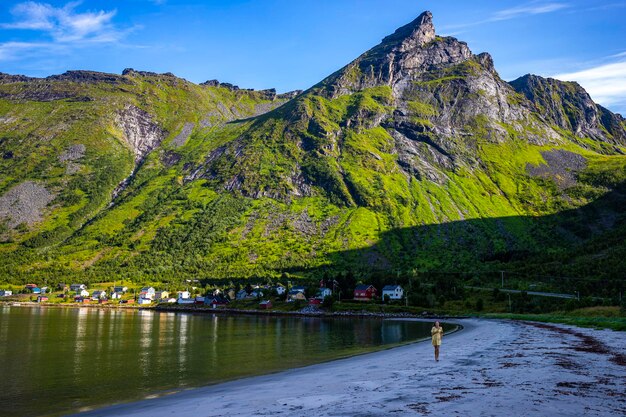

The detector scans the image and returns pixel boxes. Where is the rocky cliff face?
[116,105,167,163]
[510,74,626,146]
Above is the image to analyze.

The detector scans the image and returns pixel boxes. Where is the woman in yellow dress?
[431,321,443,361]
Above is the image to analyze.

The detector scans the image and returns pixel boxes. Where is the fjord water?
[0,306,442,416]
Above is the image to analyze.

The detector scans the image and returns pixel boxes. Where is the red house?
[259,300,273,309]
[353,284,377,301]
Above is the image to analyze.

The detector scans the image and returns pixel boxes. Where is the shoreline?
[0,300,470,320]
[72,318,626,417]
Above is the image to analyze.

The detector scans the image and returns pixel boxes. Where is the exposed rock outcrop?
[172,122,195,147]
[0,181,55,228]
[510,74,626,145]
[116,105,166,162]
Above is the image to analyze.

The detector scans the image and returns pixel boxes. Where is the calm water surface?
[0,306,449,416]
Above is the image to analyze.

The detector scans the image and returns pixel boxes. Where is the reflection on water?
[0,306,445,417]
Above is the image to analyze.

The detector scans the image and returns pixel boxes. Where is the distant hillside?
[1,12,625,299]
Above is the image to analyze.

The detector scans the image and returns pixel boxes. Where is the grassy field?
[483,307,626,331]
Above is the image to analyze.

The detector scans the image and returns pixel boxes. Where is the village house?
[37,296,48,303]
[155,291,169,300]
[274,285,286,295]
[113,286,128,293]
[235,289,250,300]
[140,287,156,300]
[77,289,89,297]
[317,287,332,298]
[70,284,87,292]
[288,289,307,302]
[92,290,107,299]
[354,284,377,301]
[111,292,123,300]
[138,297,152,305]
[31,287,41,294]
[226,288,236,300]
[205,294,229,307]
[291,285,306,294]
[309,298,322,305]
[250,289,264,299]
[259,300,272,309]
[0,290,12,296]
[25,283,38,290]
[382,285,404,301]
[194,296,205,304]
[177,290,190,300]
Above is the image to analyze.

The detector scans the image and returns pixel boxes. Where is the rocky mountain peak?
[382,11,435,49]
[319,11,474,97]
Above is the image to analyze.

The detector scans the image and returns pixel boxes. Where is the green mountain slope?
[1,12,625,296]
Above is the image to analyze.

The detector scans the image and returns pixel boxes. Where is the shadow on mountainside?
[284,181,626,295]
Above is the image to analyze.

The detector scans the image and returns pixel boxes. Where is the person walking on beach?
[431,321,443,362]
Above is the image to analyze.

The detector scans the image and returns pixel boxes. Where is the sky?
[0,0,625,114]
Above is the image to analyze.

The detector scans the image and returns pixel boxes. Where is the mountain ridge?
[0,11,625,294]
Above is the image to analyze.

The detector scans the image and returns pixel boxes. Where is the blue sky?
[0,0,625,114]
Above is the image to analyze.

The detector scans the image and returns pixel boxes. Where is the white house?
[113,286,128,293]
[177,290,190,300]
[0,290,12,296]
[77,289,89,297]
[70,284,87,292]
[92,290,107,299]
[140,287,155,300]
[138,297,152,305]
[273,285,286,295]
[177,297,194,305]
[382,285,404,300]
[111,292,123,300]
[316,287,332,298]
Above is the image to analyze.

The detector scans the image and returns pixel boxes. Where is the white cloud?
[491,3,568,21]
[2,1,120,42]
[0,1,129,61]
[442,1,568,30]
[553,60,626,112]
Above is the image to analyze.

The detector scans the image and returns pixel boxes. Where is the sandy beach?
[74,319,626,417]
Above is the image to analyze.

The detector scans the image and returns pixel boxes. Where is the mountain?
[1,11,625,296]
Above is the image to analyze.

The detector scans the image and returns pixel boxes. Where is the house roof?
[382,285,402,291]
[355,284,375,291]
